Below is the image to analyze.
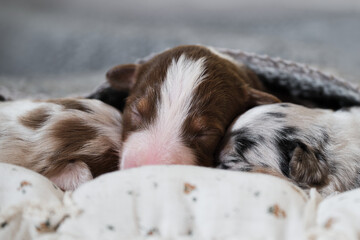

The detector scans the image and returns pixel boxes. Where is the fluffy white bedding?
[1,163,359,240]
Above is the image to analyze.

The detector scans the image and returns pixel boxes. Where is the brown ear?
[289,143,329,187]
[106,64,139,91]
[247,88,281,107]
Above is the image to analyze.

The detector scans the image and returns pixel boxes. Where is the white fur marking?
[121,55,207,167]
[156,54,206,135]
[153,55,205,146]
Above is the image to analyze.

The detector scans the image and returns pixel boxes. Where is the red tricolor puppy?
[105,45,280,169]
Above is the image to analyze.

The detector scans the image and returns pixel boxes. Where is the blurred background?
[1,0,359,99]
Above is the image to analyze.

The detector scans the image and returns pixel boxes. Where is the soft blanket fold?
[1,163,360,240]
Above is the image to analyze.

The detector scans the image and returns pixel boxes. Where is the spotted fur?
[217,103,360,196]
[0,98,122,191]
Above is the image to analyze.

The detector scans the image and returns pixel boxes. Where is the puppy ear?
[289,143,329,187]
[106,64,139,91]
[247,88,281,107]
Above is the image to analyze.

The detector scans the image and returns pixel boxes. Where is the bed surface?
[1,163,360,240]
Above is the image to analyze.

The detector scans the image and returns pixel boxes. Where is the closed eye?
[195,128,222,139]
[194,128,223,150]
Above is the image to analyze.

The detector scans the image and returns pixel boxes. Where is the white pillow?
[0,163,64,240]
[58,165,308,240]
[2,163,360,240]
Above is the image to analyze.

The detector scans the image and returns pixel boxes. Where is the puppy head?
[106,45,279,169]
[216,103,330,188]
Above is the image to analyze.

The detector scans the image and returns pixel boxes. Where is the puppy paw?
[48,161,93,191]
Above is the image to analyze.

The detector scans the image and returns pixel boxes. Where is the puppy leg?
[48,161,93,191]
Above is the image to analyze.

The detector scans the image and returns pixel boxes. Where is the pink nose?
[121,153,167,169]
[119,131,197,170]
[120,146,197,170]
[121,148,175,169]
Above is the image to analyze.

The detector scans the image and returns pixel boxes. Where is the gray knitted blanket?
[124,46,360,110]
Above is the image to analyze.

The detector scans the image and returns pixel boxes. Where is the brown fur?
[106,64,138,91]
[46,98,94,113]
[19,107,51,130]
[289,145,330,188]
[38,106,121,178]
[1,98,122,190]
[107,45,280,167]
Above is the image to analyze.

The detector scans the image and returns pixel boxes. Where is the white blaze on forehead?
[147,54,207,154]
[157,54,207,133]
[121,54,207,167]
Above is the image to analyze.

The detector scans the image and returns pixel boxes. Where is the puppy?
[217,103,360,196]
[103,45,280,169]
[0,98,122,190]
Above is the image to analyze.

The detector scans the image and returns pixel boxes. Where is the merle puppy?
[0,98,122,190]
[216,103,360,196]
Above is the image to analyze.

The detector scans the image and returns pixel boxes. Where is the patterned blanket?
[1,163,359,240]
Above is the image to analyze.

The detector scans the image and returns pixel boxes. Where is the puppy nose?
[121,151,170,169]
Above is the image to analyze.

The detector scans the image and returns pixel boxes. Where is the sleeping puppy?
[216,103,360,196]
[101,45,280,169]
[0,98,122,191]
